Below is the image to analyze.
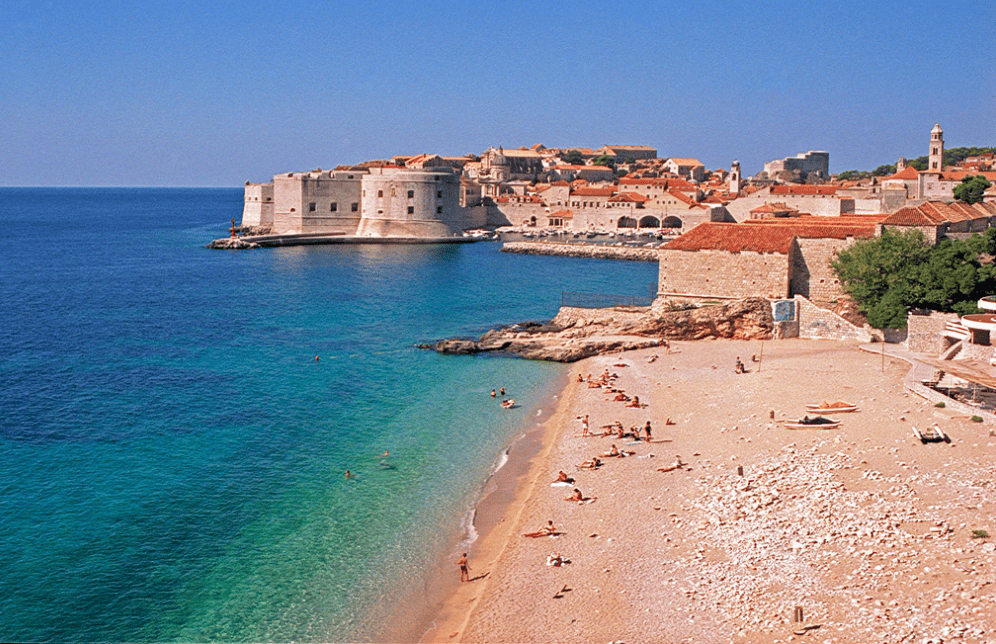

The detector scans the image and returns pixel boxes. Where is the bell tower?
[928,123,944,172]
[729,160,742,194]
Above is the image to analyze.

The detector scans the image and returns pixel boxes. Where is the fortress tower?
[928,123,944,172]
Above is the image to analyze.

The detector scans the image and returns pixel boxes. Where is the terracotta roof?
[664,190,706,208]
[663,223,796,253]
[609,192,650,203]
[550,180,571,186]
[666,157,704,167]
[939,170,996,182]
[879,207,946,226]
[885,166,920,181]
[570,187,616,197]
[549,209,574,218]
[769,185,839,195]
[749,202,799,214]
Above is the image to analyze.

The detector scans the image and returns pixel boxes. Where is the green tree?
[562,150,584,165]
[591,154,616,168]
[831,228,931,328]
[953,175,992,204]
[872,163,897,176]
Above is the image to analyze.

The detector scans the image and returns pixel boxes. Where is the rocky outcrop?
[206,237,260,249]
[235,224,272,236]
[501,241,659,262]
[420,297,774,362]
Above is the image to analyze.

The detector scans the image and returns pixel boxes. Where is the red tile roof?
[549,209,574,218]
[885,166,920,181]
[663,223,796,253]
[570,187,616,197]
[609,192,650,203]
[769,185,839,196]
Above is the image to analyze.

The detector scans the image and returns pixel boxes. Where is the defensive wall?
[500,241,659,262]
[658,247,793,301]
[242,182,274,227]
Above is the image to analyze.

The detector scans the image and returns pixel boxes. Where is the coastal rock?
[420,297,774,362]
[206,237,260,250]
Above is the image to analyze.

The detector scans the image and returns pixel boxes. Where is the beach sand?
[421,339,996,643]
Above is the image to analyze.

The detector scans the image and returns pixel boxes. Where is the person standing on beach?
[458,553,471,582]
[581,414,589,436]
[644,420,652,443]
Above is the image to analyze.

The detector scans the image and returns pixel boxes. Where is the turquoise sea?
[0,188,658,642]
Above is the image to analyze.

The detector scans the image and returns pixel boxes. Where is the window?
[407,206,415,214]
[436,191,443,198]
[309,202,316,212]
[436,206,442,214]
[407,190,415,198]
[377,190,384,198]
[351,203,359,212]
[330,202,338,212]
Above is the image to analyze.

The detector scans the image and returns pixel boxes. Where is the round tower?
[929,123,944,172]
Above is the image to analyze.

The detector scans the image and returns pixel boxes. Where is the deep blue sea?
[0,188,658,642]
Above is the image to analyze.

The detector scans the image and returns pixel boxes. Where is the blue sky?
[2,0,993,186]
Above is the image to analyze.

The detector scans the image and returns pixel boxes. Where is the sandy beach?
[422,339,996,643]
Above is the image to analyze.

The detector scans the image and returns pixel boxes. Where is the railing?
[561,290,656,309]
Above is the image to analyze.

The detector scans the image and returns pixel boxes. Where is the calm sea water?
[0,188,658,642]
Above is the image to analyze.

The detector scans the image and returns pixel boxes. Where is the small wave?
[457,507,479,550]
[493,447,510,473]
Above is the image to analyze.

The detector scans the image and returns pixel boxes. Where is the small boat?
[783,415,841,430]
[912,424,949,443]
[805,401,859,414]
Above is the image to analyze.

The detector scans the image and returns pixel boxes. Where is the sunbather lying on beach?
[626,395,642,408]
[657,455,689,473]
[553,470,574,484]
[564,488,595,503]
[612,392,630,402]
[523,520,557,538]
[577,457,602,470]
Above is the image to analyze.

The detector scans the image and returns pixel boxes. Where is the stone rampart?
[795,296,877,342]
[906,310,960,355]
[501,241,659,262]
[658,248,791,301]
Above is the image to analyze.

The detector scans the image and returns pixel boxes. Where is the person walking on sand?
[644,420,653,443]
[458,553,471,582]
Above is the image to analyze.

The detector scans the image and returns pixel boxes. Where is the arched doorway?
[617,216,637,229]
[639,215,660,228]
[663,216,682,228]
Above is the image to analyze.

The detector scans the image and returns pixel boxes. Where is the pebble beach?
[422,339,996,643]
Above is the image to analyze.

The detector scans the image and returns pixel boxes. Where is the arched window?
[377,190,384,198]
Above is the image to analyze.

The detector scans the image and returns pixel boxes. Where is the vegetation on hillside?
[953,175,993,204]
[835,146,996,181]
[832,228,996,328]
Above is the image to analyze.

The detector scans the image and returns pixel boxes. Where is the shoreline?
[422,339,996,642]
[378,366,570,644]
[416,365,579,643]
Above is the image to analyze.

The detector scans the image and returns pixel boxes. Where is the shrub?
[971,529,990,539]
[972,415,984,422]
[935,401,946,408]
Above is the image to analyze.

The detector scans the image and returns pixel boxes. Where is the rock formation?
[421,297,774,362]
[206,237,260,250]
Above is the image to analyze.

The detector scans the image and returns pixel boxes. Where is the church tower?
[729,160,742,194]
[928,123,944,172]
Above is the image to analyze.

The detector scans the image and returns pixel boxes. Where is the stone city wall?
[658,248,791,301]
[905,311,961,356]
[501,241,659,262]
[794,296,877,342]
[794,237,857,303]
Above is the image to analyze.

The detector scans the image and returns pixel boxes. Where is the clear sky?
[2,0,993,186]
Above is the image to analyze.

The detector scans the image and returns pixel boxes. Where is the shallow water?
[0,188,658,641]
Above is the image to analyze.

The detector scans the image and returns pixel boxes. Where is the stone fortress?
[243,124,992,245]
